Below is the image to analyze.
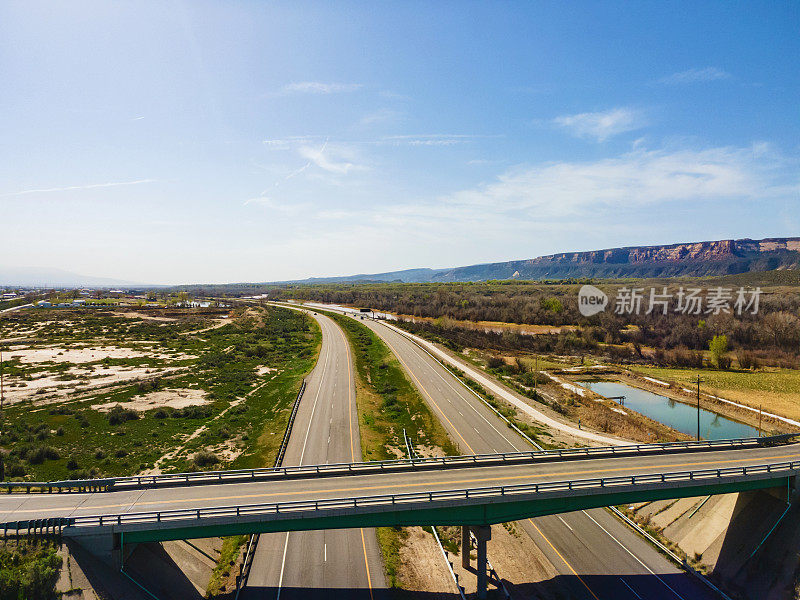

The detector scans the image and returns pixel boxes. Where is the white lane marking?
[278,313,332,593]
[298,329,331,466]
[276,531,290,600]
[620,578,642,599]
[396,329,525,452]
[324,543,327,562]
[557,515,573,532]
[583,511,687,600]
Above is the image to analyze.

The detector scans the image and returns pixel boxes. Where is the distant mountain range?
[5,237,799,288]
[0,267,142,288]
[280,237,800,284]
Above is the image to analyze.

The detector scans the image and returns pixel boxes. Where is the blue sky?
[1,1,798,284]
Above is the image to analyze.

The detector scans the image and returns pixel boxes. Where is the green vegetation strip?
[1,306,320,481]
[0,542,61,600]
[324,311,457,588]
[1,305,322,599]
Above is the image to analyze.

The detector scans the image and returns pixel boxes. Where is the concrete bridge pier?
[68,532,124,569]
[461,525,492,599]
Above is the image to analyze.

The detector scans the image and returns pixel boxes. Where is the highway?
[352,314,725,600]
[2,306,791,600]
[242,311,384,599]
[0,443,796,524]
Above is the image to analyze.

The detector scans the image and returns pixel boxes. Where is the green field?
[0,305,320,481]
[629,365,800,421]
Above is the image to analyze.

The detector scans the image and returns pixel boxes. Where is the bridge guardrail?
[6,459,799,535]
[1,433,796,494]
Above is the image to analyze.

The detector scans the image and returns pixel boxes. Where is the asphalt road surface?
[242,311,385,600]
[1,443,795,523]
[354,313,726,600]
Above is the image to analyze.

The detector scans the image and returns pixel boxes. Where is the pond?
[582,380,761,440]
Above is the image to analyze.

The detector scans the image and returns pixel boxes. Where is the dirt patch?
[91,387,207,412]
[182,317,231,335]
[112,311,177,322]
[7,365,186,406]
[396,527,456,596]
[7,345,194,364]
[397,523,559,597]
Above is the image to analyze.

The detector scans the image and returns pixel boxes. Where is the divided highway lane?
[353,314,723,600]
[243,311,384,599]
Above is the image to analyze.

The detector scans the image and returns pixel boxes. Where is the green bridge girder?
[117,474,792,544]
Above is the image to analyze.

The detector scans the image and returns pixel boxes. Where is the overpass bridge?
[3,437,798,547]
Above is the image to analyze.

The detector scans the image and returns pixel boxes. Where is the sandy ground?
[5,365,186,406]
[91,387,208,412]
[1,342,197,405]
[144,375,274,474]
[6,344,194,364]
[399,523,558,598]
[111,311,178,322]
[182,316,231,335]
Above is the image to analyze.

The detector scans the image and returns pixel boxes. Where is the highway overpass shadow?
[238,589,453,599]
[509,572,718,600]
[237,573,711,600]
[713,488,798,599]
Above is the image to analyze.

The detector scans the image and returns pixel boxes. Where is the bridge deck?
[4,443,799,543]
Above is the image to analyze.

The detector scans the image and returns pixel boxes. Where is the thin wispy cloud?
[263,136,323,150]
[382,134,491,146]
[298,141,359,174]
[279,81,363,95]
[359,108,403,126]
[443,145,792,218]
[1,179,156,198]
[658,67,731,85]
[553,108,646,142]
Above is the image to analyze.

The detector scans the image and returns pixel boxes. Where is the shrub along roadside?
[0,542,62,600]
[323,310,457,588]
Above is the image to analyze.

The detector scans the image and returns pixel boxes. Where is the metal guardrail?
[274,380,306,467]
[3,434,796,494]
[7,460,799,535]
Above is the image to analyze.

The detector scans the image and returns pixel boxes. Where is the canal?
[582,380,760,440]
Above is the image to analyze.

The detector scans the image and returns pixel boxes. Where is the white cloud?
[553,108,645,142]
[297,142,361,175]
[658,67,731,85]
[442,145,792,218]
[280,81,363,95]
[1,179,156,198]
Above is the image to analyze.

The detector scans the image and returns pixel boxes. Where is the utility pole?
[758,405,763,437]
[695,374,703,441]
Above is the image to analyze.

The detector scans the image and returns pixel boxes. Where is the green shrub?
[27,446,60,465]
[0,542,62,600]
[107,405,139,426]
[193,451,220,467]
